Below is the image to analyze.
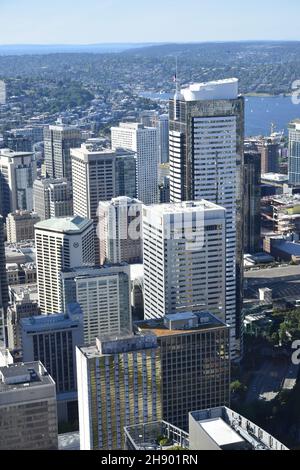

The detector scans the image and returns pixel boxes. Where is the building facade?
[169,78,244,359]
[111,123,159,205]
[44,123,81,182]
[76,332,162,450]
[20,303,84,397]
[0,216,9,343]
[136,311,230,431]
[288,119,300,186]
[0,149,37,218]
[61,265,131,344]
[0,361,58,450]
[35,216,95,314]
[244,152,261,254]
[143,201,226,323]
[33,178,73,220]
[7,210,40,243]
[98,196,143,265]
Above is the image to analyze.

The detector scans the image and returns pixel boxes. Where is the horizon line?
[1,39,300,47]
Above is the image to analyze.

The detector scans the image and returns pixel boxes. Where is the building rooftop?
[189,407,288,450]
[145,200,225,215]
[20,304,83,332]
[0,148,34,158]
[9,283,38,302]
[261,173,288,183]
[180,78,239,102]
[0,361,54,393]
[58,432,80,451]
[199,418,244,447]
[136,311,227,338]
[34,215,93,234]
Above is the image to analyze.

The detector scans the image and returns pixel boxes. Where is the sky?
[0,0,299,45]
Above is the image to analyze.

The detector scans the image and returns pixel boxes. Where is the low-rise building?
[0,361,58,450]
[6,210,40,243]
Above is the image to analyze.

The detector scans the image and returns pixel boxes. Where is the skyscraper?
[61,265,131,344]
[35,216,95,314]
[0,216,8,344]
[288,119,300,186]
[0,149,37,218]
[156,114,169,164]
[33,178,73,220]
[20,303,84,422]
[98,196,143,265]
[71,144,136,262]
[136,311,230,430]
[169,78,244,359]
[111,123,159,204]
[143,201,226,322]
[44,123,81,182]
[140,112,169,164]
[244,152,261,254]
[76,332,162,450]
[0,80,6,105]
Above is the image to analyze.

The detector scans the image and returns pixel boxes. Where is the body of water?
[139,92,300,136]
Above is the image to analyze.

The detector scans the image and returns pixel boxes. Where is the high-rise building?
[44,123,81,182]
[158,163,170,203]
[156,114,169,164]
[169,78,244,358]
[140,112,169,164]
[0,149,37,218]
[6,210,40,243]
[0,216,8,343]
[115,150,137,199]
[7,289,40,351]
[0,361,58,450]
[61,265,131,344]
[136,311,230,431]
[33,178,73,220]
[143,201,226,323]
[76,332,162,450]
[288,119,300,186]
[139,110,158,127]
[98,196,143,265]
[111,123,159,204]
[257,139,279,174]
[4,127,45,151]
[71,144,136,262]
[35,216,95,314]
[20,303,84,422]
[244,152,261,254]
[0,80,6,105]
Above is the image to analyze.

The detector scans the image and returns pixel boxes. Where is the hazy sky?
[0,0,298,44]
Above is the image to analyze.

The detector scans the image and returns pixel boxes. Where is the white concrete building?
[111,123,159,205]
[35,216,95,314]
[98,196,143,265]
[0,149,37,217]
[0,80,6,105]
[61,265,132,344]
[142,201,226,322]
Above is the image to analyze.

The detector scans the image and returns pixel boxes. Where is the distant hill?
[0,43,157,56]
